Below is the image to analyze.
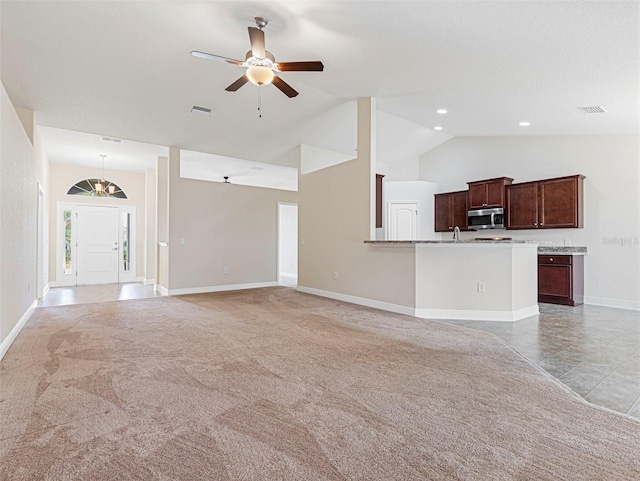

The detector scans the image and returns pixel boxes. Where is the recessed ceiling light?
[519,121,531,127]
[436,109,447,114]
[434,126,443,131]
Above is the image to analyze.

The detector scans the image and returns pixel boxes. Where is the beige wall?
[0,83,48,351]
[163,148,297,292]
[144,168,157,283]
[420,135,640,309]
[298,98,416,309]
[48,163,146,282]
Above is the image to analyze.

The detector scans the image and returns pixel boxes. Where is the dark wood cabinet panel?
[434,194,451,232]
[506,182,538,229]
[451,192,468,229]
[538,255,584,306]
[506,175,584,230]
[539,176,584,228]
[375,174,384,228]
[467,177,513,209]
[434,191,468,232]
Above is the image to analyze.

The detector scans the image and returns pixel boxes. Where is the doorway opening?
[277,202,298,287]
[56,202,136,286]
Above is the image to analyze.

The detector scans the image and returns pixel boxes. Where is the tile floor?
[440,303,640,419]
[38,285,639,419]
[38,282,164,307]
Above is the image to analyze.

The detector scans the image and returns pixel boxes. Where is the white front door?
[77,205,119,285]
[389,202,418,240]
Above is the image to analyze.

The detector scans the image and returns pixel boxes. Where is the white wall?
[48,163,146,282]
[420,135,640,309]
[384,181,440,240]
[278,203,298,278]
[0,83,48,357]
[144,168,156,283]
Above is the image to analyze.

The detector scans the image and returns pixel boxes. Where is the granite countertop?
[365,240,587,254]
[365,240,527,244]
[537,246,587,255]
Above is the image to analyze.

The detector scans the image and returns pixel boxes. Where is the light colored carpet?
[1,287,639,480]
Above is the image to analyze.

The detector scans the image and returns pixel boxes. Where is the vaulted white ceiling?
[1,1,638,175]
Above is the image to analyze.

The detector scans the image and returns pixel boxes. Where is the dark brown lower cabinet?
[538,255,584,306]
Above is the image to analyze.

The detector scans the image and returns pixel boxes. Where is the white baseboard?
[135,276,145,282]
[0,300,37,361]
[42,283,50,297]
[154,284,169,295]
[143,278,156,285]
[49,280,59,288]
[415,305,539,322]
[296,286,415,316]
[583,296,640,311]
[296,286,539,322]
[169,281,278,296]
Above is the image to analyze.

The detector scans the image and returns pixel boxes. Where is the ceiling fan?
[191,17,323,98]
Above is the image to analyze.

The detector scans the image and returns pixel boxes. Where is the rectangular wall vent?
[577,106,607,114]
[191,105,212,115]
[102,137,122,142]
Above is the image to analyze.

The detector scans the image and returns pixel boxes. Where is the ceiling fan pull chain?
[258,85,262,118]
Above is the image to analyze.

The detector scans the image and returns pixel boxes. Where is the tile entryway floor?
[38,286,639,419]
[440,303,640,419]
[38,282,164,307]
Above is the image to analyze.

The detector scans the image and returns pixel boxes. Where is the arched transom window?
[66,179,128,199]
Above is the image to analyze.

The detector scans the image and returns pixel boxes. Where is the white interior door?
[389,202,418,240]
[77,205,119,285]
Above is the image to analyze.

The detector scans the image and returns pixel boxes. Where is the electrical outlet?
[223,267,229,274]
[477,282,486,293]
[300,238,305,246]
[333,272,339,280]
[179,238,185,245]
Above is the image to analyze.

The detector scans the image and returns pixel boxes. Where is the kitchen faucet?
[453,226,461,241]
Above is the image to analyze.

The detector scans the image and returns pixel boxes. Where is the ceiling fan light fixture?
[246,65,274,86]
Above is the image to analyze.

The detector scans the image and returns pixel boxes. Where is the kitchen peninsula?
[366,239,540,321]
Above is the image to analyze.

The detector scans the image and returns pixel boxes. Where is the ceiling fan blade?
[248,27,265,58]
[276,61,324,72]
[272,76,299,98]
[191,50,243,66]
[225,75,249,92]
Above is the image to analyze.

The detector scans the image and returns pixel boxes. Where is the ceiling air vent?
[102,136,122,143]
[577,106,607,114]
[191,105,212,115]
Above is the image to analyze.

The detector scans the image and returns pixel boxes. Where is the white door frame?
[388,201,419,240]
[56,202,136,286]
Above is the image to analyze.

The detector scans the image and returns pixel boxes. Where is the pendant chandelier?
[95,154,115,196]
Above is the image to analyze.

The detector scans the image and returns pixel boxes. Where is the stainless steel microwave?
[468,207,505,230]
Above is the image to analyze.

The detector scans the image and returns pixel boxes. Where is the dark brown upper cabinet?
[435,191,468,232]
[375,174,384,228]
[467,177,513,209]
[506,175,585,230]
